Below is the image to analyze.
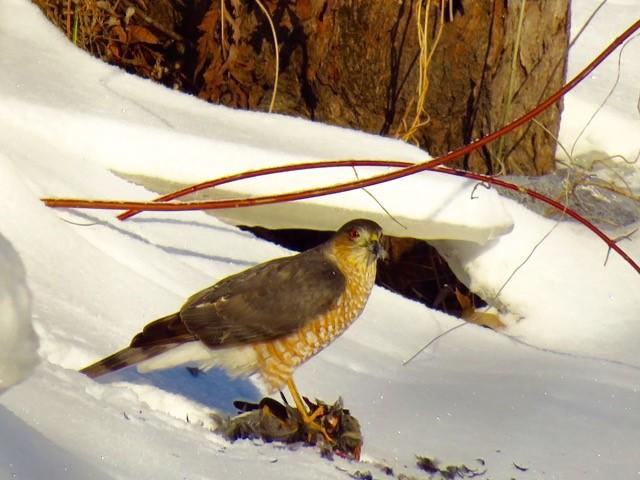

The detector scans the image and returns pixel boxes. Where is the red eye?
[349,228,360,240]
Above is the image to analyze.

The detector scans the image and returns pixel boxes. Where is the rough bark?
[194,0,570,174]
[34,0,570,174]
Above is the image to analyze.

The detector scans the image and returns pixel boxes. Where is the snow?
[558,0,640,164]
[433,199,640,363]
[1,1,639,479]
[0,232,38,392]
[0,0,512,244]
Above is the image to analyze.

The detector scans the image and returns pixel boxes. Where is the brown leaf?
[295,0,313,21]
[195,4,221,77]
[127,25,159,45]
[455,288,506,330]
[106,43,121,60]
[110,25,127,43]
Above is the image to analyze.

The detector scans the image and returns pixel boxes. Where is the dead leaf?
[455,288,505,330]
[110,25,127,43]
[128,25,159,45]
[195,4,221,77]
[106,43,121,59]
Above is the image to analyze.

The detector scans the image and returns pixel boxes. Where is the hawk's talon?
[301,416,335,445]
[307,404,326,423]
[309,422,336,445]
[287,378,336,444]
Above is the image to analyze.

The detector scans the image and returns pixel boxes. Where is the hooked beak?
[369,234,387,261]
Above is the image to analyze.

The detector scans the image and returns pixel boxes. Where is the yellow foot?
[301,405,335,444]
[306,403,326,423]
[286,378,335,444]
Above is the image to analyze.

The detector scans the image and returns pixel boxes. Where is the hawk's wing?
[180,248,346,348]
[80,248,346,378]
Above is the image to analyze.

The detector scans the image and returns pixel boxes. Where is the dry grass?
[395,0,450,144]
[33,0,185,88]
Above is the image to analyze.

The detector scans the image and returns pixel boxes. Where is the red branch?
[117,159,640,274]
[116,160,408,221]
[43,18,640,212]
[41,19,640,273]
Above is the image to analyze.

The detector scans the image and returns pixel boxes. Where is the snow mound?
[0,232,39,393]
[432,198,640,365]
[0,0,512,245]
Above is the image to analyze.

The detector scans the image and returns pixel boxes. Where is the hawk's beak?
[369,235,387,261]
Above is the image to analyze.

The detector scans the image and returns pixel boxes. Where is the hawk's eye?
[349,228,361,241]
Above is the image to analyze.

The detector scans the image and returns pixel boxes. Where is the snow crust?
[0,1,638,479]
[0,232,38,392]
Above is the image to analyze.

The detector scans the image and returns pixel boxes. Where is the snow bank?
[0,232,38,393]
[0,0,512,244]
[559,0,640,164]
[433,198,640,365]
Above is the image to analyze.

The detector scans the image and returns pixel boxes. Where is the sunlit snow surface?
[1,1,639,479]
[0,233,38,392]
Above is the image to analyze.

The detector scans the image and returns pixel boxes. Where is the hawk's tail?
[80,344,173,379]
[80,312,191,378]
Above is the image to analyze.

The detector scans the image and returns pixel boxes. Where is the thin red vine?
[41,19,640,273]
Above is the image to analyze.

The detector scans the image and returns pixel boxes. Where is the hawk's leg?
[286,377,335,444]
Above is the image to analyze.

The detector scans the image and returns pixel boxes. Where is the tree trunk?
[34,0,570,175]
[194,0,570,174]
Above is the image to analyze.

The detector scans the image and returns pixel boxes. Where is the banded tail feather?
[80,344,175,378]
[80,312,194,378]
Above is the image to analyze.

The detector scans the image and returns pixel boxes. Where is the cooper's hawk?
[81,219,385,439]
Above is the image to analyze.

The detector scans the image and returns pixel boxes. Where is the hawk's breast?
[254,252,377,392]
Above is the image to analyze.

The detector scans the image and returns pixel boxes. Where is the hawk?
[81,219,385,440]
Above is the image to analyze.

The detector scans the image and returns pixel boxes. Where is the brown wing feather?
[180,247,346,348]
[129,312,196,348]
[80,245,345,378]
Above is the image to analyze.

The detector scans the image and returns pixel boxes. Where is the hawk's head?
[333,219,386,265]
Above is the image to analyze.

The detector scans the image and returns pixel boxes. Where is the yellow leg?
[286,377,334,444]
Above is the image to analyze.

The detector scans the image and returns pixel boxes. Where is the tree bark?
[194,0,570,174]
[34,0,570,175]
